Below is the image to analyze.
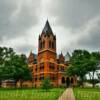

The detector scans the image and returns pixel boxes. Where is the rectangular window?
[49,62,55,70]
[59,66,64,72]
[35,76,37,81]
[40,63,44,71]
[39,74,44,80]
[50,74,55,80]
[35,68,37,72]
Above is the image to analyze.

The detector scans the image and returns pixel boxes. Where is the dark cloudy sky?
[0,0,100,56]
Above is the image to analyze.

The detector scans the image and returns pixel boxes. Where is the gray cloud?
[0,0,41,41]
[78,18,100,50]
[46,0,100,53]
[0,0,100,55]
[48,0,100,29]
[15,43,35,55]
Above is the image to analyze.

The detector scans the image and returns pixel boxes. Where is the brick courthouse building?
[28,20,77,87]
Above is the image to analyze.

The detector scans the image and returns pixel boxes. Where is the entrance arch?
[66,77,70,87]
[62,77,65,84]
[71,78,74,84]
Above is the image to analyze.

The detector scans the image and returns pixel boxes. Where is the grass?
[73,87,100,100]
[0,88,64,100]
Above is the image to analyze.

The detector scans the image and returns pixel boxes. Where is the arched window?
[71,78,74,84]
[42,41,45,48]
[62,77,65,84]
[66,77,70,87]
[52,42,54,49]
[49,41,51,48]
[40,42,42,49]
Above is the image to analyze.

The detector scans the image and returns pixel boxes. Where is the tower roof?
[42,20,53,35]
[59,52,64,58]
[65,52,71,61]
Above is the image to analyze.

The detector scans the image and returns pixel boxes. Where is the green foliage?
[41,76,51,91]
[0,47,32,87]
[65,49,100,87]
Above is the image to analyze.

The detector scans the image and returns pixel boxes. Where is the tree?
[65,50,100,87]
[87,52,100,87]
[10,54,32,88]
[0,65,3,87]
[0,47,15,86]
[41,76,51,91]
[65,50,91,87]
[0,47,32,88]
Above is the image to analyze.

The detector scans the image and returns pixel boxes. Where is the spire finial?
[47,18,48,22]
[42,20,53,35]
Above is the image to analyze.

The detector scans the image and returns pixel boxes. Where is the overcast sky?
[0,0,100,56]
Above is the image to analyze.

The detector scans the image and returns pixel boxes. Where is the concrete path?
[58,88,75,100]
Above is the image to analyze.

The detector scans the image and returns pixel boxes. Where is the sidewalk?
[58,88,75,100]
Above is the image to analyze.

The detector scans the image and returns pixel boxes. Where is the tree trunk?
[80,77,84,88]
[20,79,23,88]
[0,80,1,87]
[89,72,92,81]
[92,71,95,88]
[14,80,18,88]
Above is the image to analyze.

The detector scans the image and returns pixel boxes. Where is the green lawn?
[0,88,64,100]
[74,87,100,100]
